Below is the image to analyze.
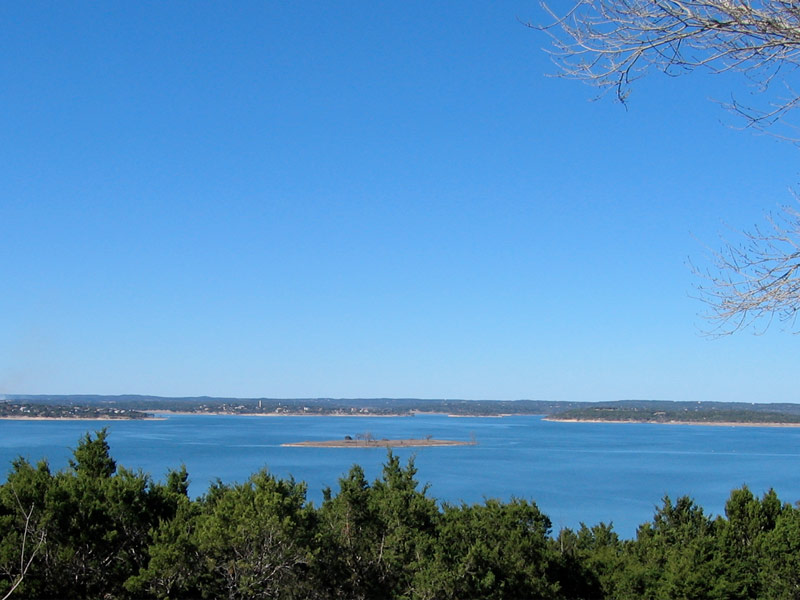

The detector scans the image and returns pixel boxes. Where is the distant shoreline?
[545,418,800,427]
[0,411,519,420]
[149,410,412,418]
[282,438,476,448]
[0,416,165,421]
[148,410,518,418]
[5,414,798,427]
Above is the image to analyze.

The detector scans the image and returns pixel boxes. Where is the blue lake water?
[2,414,800,538]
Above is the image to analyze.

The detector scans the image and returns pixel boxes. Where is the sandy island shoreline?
[282,438,476,448]
[545,418,800,428]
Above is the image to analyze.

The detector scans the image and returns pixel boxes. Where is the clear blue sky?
[1,2,797,402]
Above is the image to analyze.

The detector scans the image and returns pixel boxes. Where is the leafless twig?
[692,201,800,335]
[532,0,800,139]
[2,486,46,600]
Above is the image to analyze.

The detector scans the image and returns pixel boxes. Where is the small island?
[283,434,476,448]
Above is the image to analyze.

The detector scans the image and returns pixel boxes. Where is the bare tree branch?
[532,1,800,333]
[692,202,800,335]
[2,486,46,600]
[532,0,800,139]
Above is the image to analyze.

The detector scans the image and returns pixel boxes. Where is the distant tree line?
[2,431,800,599]
[550,406,800,424]
[0,403,149,420]
[2,395,583,417]
[8,395,800,422]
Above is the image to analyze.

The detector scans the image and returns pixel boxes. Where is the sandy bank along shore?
[544,418,800,428]
[282,438,476,448]
[149,410,411,417]
[0,415,164,421]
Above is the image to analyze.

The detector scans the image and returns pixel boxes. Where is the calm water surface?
[2,414,799,538]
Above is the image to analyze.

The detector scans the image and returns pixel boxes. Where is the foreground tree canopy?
[3,432,800,599]
[536,0,800,335]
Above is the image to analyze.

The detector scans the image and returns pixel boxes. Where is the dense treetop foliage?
[2,431,800,599]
